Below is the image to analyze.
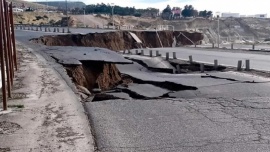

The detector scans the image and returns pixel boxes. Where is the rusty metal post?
[0,0,11,98]
[9,3,18,71]
[0,0,7,110]
[4,1,14,85]
[1,1,11,97]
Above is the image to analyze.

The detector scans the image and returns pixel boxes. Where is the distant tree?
[199,10,213,18]
[134,12,141,17]
[206,11,213,17]
[162,5,172,14]
[181,5,195,17]
[172,7,181,18]
[162,5,173,19]
[82,3,158,17]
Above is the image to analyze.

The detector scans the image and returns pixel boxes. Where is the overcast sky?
[80,0,269,16]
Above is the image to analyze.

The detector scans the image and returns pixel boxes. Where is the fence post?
[149,50,153,57]
[9,3,17,71]
[0,0,7,110]
[5,1,14,86]
[2,1,12,98]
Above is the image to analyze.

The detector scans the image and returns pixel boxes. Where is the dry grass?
[13,12,63,25]
[7,0,56,9]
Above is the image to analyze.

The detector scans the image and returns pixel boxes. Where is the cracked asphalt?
[14,29,270,152]
[86,97,270,152]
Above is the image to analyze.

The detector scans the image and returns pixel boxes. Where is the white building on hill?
[221,13,240,18]
[254,14,267,18]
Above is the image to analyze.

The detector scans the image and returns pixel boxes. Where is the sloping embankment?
[31,31,203,51]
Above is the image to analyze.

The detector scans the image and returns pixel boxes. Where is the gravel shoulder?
[0,42,95,152]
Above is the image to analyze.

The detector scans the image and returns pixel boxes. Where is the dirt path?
[0,43,94,151]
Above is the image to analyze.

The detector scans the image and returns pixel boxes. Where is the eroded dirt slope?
[32,31,203,51]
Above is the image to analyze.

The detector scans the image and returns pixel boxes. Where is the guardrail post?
[166,52,169,60]
[237,60,242,71]
[176,65,180,73]
[200,63,205,73]
[189,55,193,63]
[36,26,38,31]
[135,50,138,55]
[40,26,42,31]
[57,28,59,32]
[141,50,144,55]
[212,43,214,48]
[62,28,65,33]
[53,27,56,32]
[245,60,250,71]
[48,27,51,32]
[252,44,255,50]
[149,50,153,57]
[214,60,218,70]
[156,50,159,56]
[173,52,177,59]
[45,27,47,32]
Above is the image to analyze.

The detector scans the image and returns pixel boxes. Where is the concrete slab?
[124,55,175,71]
[205,71,270,83]
[58,58,82,65]
[126,83,170,98]
[106,92,132,100]
[42,46,132,64]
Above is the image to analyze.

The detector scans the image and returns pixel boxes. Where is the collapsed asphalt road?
[84,55,270,152]
[15,29,270,152]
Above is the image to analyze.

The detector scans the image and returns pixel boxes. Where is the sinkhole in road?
[59,56,230,102]
[30,31,203,51]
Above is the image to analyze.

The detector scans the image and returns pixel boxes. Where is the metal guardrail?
[0,0,18,111]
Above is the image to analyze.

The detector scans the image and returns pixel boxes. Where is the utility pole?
[217,13,220,48]
[66,0,69,32]
[111,3,115,29]
[83,8,85,27]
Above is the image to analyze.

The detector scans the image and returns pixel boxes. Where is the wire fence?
[0,0,18,111]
